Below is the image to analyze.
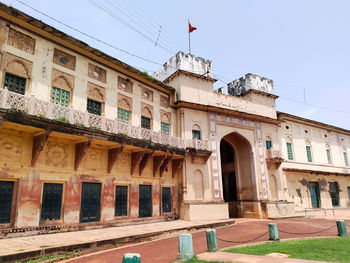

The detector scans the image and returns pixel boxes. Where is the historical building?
[0,3,349,235]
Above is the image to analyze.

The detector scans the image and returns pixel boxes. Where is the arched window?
[265,136,272,150]
[160,111,171,135]
[305,140,312,163]
[286,137,294,160]
[117,94,132,123]
[51,69,74,107]
[192,124,201,140]
[141,103,153,129]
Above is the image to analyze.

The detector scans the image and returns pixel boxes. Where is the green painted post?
[206,229,219,252]
[122,253,141,263]
[337,220,348,237]
[268,223,279,241]
[177,233,194,260]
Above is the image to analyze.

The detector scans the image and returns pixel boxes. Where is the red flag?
[188,20,197,33]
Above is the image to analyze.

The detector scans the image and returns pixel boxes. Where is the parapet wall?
[228,73,274,96]
[153,51,213,81]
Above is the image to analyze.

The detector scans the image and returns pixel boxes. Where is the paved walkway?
[0,219,235,261]
[64,218,340,263]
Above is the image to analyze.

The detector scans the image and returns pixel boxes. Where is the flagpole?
[189,30,191,54]
[188,19,191,54]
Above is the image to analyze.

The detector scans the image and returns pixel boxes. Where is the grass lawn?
[184,256,227,263]
[226,237,350,262]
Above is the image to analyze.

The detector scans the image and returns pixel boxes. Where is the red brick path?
[67,218,339,263]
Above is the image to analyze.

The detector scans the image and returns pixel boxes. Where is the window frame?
[87,99,102,116]
[115,185,129,217]
[141,116,151,130]
[329,182,340,207]
[40,182,64,222]
[192,130,201,140]
[118,107,130,123]
[286,142,293,160]
[4,72,26,95]
[306,145,312,162]
[161,186,172,214]
[161,122,170,135]
[51,86,71,107]
[344,152,349,166]
[326,148,332,165]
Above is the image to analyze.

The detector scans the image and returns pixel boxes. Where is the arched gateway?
[220,132,258,218]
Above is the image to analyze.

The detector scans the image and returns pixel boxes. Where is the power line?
[117,0,185,50]
[14,0,163,66]
[89,0,176,55]
[102,0,180,52]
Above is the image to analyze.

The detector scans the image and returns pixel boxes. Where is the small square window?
[266,140,272,150]
[141,116,151,129]
[51,86,70,107]
[192,130,201,140]
[87,99,101,115]
[118,108,130,123]
[161,122,170,134]
[4,73,26,95]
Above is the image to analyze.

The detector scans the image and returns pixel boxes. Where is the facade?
[0,3,349,235]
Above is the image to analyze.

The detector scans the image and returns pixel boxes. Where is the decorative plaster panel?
[117,93,132,111]
[52,68,74,92]
[118,76,133,94]
[88,63,106,83]
[1,52,33,78]
[53,48,76,71]
[141,86,153,102]
[160,94,169,108]
[87,82,105,103]
[8,28,35,54]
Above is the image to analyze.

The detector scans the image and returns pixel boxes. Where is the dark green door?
[309,183,320,208]
[80,183,101,223]
[139,185,152,218]
[0,181,14,224]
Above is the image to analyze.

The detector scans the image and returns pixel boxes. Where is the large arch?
[220,132,258,218]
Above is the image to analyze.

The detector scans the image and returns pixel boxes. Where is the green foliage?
[184,255,228,263]
[226,237,350,263]
[54,116,69,123]
[17,249,80,263]
[141,71,154,80]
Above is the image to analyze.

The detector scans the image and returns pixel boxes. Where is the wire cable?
[89,0,176,55]
[14,0,163,66]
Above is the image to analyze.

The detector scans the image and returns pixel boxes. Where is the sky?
[3,0,350,130]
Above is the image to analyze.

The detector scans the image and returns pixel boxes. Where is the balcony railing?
[0,89,210,151]
[266,148,283,162]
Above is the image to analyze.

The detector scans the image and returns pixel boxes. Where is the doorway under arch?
[220,132,258,218]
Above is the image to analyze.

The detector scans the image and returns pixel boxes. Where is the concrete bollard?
[268,223,279,241]
[122,253,141,263]
[336,220,348,237]
[177,233,194,260]
[206,229,219,252]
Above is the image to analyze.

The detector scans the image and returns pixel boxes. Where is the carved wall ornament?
[160,110,171,124]
[141,86,153,102]
[141,102,153,119]
[118,76,133,93]
[53,48,76,71]
[0,134,23,162]
[45,142,68,168]
[87,82,106,103]
[84,148,103,170]
[117,93,132,111]
[88,63,106,83]
[1,52,33,78]
[160,94,169,108]
[8,28,35,54]
[52,68,74,92]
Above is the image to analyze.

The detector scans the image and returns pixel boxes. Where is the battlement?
[153,51,213,81]
[227,73,274,96]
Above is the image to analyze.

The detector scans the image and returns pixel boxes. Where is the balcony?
[266,148,284,163]
[0,89,209,151]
